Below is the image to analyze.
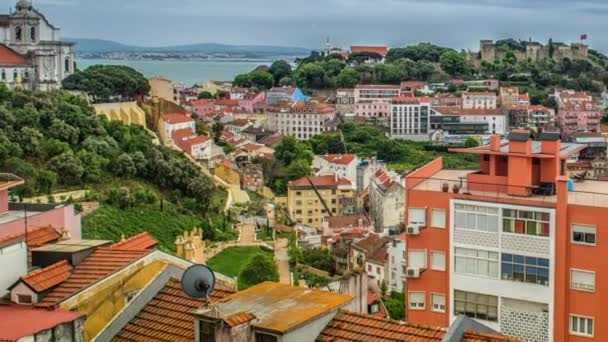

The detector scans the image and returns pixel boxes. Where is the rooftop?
[0,44,28,66]
[18,260,73,293]
[323,154,357,165]
[0,304,82,342]
[463,330,524,342]
[432,107,503,116]
[161,113,193,124]
[32,239,111,253]
[110,232,158,251]
[289,175,352,189]
[227,118,252,127]
[0,173,24,191]
[114,278,234,342]
[352,234,389,254]
[0,226,62,248]
[317,310,446,342]
[450,140,585,158]
[326,215,371,229]
[195,282,353,334]
[350,46,389,57]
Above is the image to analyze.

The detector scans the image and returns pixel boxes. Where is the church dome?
[16,0,33,11]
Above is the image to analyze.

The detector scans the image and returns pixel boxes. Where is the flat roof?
[194,282,353,334]
[451,141,587,159]
[0,209,42,225]
[31,239,111,253]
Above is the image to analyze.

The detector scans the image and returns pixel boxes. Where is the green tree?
[336,68,360,88]
[233,73,253,88]
[197,91,214,99]
[374,64,405,84]
[112,153,137,178]
[274,135,313,166]
[239,254,279,288]
[440,50,467,76]
[294,62,327,89]
[384,292,405,320]
[34,169,57,194]
[49,153,84,185]
[269,60,292,84]
[464,136,480,148]
[249,71,274,90]
[62,65,150,102]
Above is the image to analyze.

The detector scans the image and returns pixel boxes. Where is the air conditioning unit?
[406,226,420,235]
[406,267,420,278]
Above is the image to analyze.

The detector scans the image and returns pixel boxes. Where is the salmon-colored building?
[404,129,607,341]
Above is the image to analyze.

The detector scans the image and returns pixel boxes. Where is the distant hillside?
[66,38,311,57]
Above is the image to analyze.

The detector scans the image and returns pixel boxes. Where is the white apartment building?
[389,97,431,140]
[160,113,195,143]
[387,239,405,293]
[354,84,401,103]
[313,154,359,183]
[368,169,405,232]
[463,92,498,109]
[458,110,506,135]
[268,101,336,141]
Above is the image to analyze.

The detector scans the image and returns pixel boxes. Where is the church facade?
[0,0,75,90]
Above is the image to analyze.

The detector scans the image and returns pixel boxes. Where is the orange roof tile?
[323,154,356,165]
[289,175,352,188]
[162,113,193,124]
[227,119,251,127]
[463,330,524,342]
[19,260,73,293]
[111,232,158,251]
[114,278,234,342]
[350,46,389,57]
[0,44,28,66]
[0,304,82,342]
[224,311,257,327]
[367,291,387,318]
[37,248,149,307]
[317,310,446,341]
[0,226,61,248]
[171,128,196,141]
[326,215,371,229]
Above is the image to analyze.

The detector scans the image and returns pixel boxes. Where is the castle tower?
[174,228,205,264]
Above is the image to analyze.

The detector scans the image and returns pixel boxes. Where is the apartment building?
[336,88,355,115]
[354,84,401,119]
[389,96,431,140]
[558,102,602,135]
[313,154,359,183]
[462,91,498,109]
[403,129,608,341]
[499,87,520,108]
[159,113,195,143]
[432,107,506,135]
[267,101,336,141]
[287,175,355,228]
[387,237,406,293]
[368,169,405,232]
[528,105,556,129]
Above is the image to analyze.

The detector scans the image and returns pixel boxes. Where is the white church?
[0,0,75,91]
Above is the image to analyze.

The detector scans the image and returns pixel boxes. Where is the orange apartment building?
[404,129,607,342]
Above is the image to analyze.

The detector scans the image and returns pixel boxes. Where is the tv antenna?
[181,264,216,303]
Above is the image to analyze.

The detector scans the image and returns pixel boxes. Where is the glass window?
[501,253,549,286]
[570,315,594,337]
[454,290,498,322]
[454,248,499,278]
[408,292,425,310]
[572,224,596,245]
[431,293,446,312]
[502,208,550,237]
[408,250,426,268]
[454,204,499,232]
[431,251,446,271]
[571,269,595,292]
[408,208,426,226]
[431,209,446,228]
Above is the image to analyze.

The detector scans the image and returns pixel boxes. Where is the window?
[431,209,446,228]
[408,250,426,268]
[17,294,32,304]
[30,27,35,41]
[64,57,70,72]
[454,290,498,322]
[256,333,279,342]
[431,251,446,271]
[370,303,380,313]
[572,224,596,245]
[431,293,446,312]
[376,267,381,275]
[454,248,499,278]
[501,253,549,286]
[199,321,215,340]
[570,315,594,337]
[571,269,595,292]
[15,26,22,41]
[408,292,425,310]
[368,264,372,272]
[408,208,426,226]
[454,204,499,232]
[502,209,550,237]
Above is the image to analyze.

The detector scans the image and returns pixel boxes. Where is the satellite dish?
[181,264,216,300]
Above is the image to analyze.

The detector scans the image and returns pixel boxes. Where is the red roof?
[323,154,356,165]
[191,99,213,107]
[463,330,524,342]
[161,113,193,124]
[432,106,504,116]
[391,96,430,104]
[528,105,551,112]
[37,248,149,307]
[114,278,234,342]
[171,128,196,141]
[0,226,61,248]
[317,310,446,341]
[183,135,210,146]
[227,119,252,127]
[326,215,371,229]
[0,44,28,66]
[111,232,158,251]
[224,311,257,327]
[19,260,73,293]
[216,98,240,107]
[350,46,389,57]
[518,94,530,102]
[464,91,496,96]
[0,304,82,341]
[367,291,387,318]
[289,175,352,188]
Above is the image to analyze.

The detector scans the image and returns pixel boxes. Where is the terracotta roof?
[326,215,371,229]
[227,119,252,127]
[528,105,552,112]
[0,44,28,66]
[215,98,240,107]
[190,99,213,107]
[224,311,257,327]
[350,46,389,57]
[432,107,504,116]
[19,260,73,293]
[464,91,496,96]
[367,245,388,265]
[258,134,283,147]
[392,96,430,104]
[37,248,149,307]
[367,291,387,318]
[183,135,210,146]
[111,232,158,251]
[0,226,61,248]
[463,330,524,342]
[0,304,82,342]
[323,154,356,165]
[518,94,530,102]
[162,113,193,124]
[114,278,234,342]
[289,175,352,188]
[352,234,389,254]
[317,310,446,341]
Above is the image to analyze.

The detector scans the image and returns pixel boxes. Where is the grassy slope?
[206,246,273,289]
[82,204,203,252]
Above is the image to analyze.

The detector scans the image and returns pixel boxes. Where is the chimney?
[539,132,561,156]
[507,129,532,154]
[489,135,501,152]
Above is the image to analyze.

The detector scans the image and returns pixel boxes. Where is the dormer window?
[15,26,22,41]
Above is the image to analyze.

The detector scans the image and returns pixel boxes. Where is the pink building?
[354,85,400,119]
[558,101,602,134]
[238,92,265,113]
[191,99,215,117]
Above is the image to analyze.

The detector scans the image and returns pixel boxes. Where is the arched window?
[15,26,22,41]
[64,57,70,73]
[30,27,35,42]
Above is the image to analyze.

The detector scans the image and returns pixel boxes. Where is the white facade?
[459,114,506,135]
[354,85,400,103]
[366,259,387,289]
[390,99,431,140]
[387,239,406,293]
[449,199,555,342]
[368,170,405,231]
[0,0,75,90]
[268,109,335,141]
[0,239,27,297]
[190,140,212,160]
[463,92,498,109]
[162,120,195,141]
[313,155,359,184]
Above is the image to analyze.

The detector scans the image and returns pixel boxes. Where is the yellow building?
[148,77,176,103]
[213,159,241,186]
[93,101,146,127]
[287,175,356,228]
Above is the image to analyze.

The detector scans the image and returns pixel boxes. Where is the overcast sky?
[17,0,608,53]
